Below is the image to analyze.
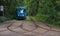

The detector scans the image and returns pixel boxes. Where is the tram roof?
[16,6,26,9]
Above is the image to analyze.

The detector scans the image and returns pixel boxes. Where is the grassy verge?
[28,16,60,29]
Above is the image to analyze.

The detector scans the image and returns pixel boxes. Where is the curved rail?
[30,17,60,32]
[7,19,60,36]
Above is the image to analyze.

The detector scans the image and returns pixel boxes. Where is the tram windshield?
[20,9,23,13]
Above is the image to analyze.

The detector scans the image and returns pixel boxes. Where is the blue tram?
[15,6,26,19]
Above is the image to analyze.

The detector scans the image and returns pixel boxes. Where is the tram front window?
[20,9,23,13]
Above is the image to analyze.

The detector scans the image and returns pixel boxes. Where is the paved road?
[0,20,60,36]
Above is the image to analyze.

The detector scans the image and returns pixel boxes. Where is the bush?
[0,16,6,23]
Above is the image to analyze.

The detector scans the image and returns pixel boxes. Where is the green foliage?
[0,0,60,27]
[0,17,6,23]
[35,0,60,27]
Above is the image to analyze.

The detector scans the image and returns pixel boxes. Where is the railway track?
[7,20,39,36]
[0,18,60,36]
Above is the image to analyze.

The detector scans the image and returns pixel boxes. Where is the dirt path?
[0,20,60,36]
